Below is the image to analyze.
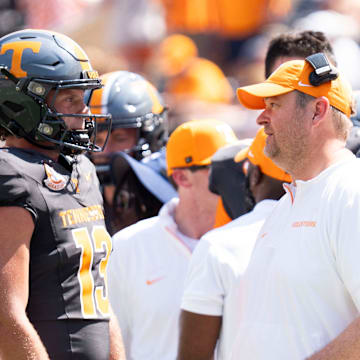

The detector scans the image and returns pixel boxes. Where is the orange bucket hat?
[235,127,291,182]
[236,57,353,117]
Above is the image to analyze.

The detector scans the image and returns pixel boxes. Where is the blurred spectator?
[150,33,233,103]
[19,0,101,30]
[159,0,292,43]
[165,57,234,104]
[158,0,293,73]
[105,0,166,72]
[153,33,198,79]
[288,0,325,21]
[347,90,360,157]
[147,33,259,136]
[0,0,24,36]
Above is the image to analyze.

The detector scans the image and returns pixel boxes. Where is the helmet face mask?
[87,71,168,160]
[0,29,111,155]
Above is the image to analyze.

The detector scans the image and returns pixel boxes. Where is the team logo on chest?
[43,163,68,191]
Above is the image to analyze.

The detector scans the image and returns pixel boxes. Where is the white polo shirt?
[107,198,198,360]
[231,157,360,360]
[181,199,277,359]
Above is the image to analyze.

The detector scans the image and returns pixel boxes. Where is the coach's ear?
[248,164,262,190]
[312,96,330,127]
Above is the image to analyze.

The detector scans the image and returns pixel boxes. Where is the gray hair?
[294,90,352,140]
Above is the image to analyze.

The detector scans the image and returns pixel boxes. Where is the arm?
[307,317,360,360]
[109,305,126,360]
[177,310,221,360]
[108,236,132,357]
[177,236,227,360]
[0,206,50,359]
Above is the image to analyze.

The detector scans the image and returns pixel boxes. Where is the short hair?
[265,31,336,78]
[295,90,314,109]
[331,107,352,141]
[295,91,352,141]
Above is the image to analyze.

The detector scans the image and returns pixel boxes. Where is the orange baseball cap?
[166,119,237,176]
[236,58,353,117]
[235,127,291,182]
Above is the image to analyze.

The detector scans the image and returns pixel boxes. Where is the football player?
[0,29,124,359]
[88,71,174,234]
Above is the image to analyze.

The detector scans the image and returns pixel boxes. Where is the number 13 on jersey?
[72,225,112,318]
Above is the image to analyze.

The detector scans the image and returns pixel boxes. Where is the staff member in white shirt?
[177,127,291,360]
[107,119,237,360]
[230,53,360,360]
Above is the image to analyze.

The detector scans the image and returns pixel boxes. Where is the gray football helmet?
[87,71,168,160]
[0,29,111,155]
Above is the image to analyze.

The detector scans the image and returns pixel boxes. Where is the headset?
[305,53,338,86]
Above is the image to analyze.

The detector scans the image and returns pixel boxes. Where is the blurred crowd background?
[3,0,360,138]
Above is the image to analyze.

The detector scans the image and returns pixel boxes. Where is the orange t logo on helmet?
[0,41,41,77]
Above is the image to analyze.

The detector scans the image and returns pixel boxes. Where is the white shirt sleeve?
[331,189,360,309]
[181,237,226,316]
